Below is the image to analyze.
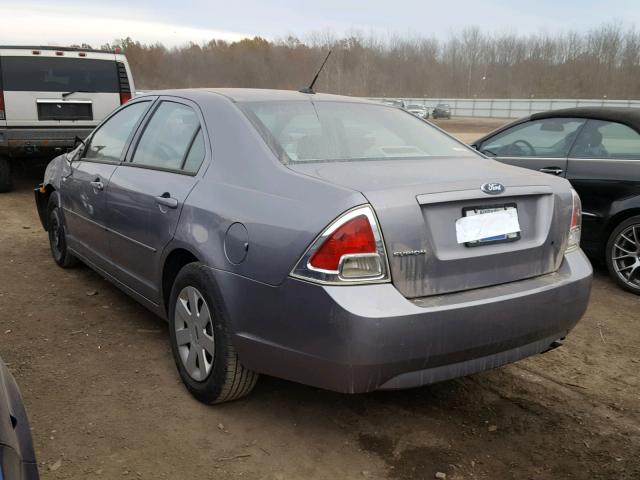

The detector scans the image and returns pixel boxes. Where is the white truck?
[0,46,135,192]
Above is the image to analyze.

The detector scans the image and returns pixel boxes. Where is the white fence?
[370,98,640,119]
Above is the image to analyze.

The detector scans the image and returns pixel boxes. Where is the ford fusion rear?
[36,89,592,403]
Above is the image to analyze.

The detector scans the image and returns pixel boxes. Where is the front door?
[478,117,586,176]
[63,100,151,269]
[105,99,207,303]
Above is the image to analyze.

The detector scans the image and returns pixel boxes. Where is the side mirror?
[70,136,87,162]
[74,136,86,149]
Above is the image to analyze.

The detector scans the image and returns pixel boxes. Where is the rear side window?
[481,118,585,158]
[570,120,640,160]
[0,57,119,93]
[183,129,206,173]
[85,102,149,163]
[131,101,202,171]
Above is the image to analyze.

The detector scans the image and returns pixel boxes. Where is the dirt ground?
[1,118,639,480]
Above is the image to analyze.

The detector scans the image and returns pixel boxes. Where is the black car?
[432,103,451,119]
[472,107,640,294]
[0,358,39,479]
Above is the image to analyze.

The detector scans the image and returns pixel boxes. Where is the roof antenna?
[299,50,332,94]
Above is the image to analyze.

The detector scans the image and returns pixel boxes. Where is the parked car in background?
[35,89,591,404]
[381,98,406,109]
[0,356,39,479]
[472,107,640,294]
[406,103,429,119]
[0,45,135,192]
[432,103,452,119]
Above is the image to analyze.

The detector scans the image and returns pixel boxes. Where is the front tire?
[0,156,12,193]
[47,198,79,268]
[606,215,640,295]
[168,263,258,404]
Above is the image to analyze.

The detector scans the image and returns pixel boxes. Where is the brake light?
[0,90,5,120]
[116,61,132,105]
[291,206,390,284]
[309,215,376,270]
[566,189,582,252]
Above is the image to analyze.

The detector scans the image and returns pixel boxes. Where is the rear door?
[567,119,640,252]
[105,98,208,303]
[0,49,123,128]
[478,117,586,176]
[63,100,151,268]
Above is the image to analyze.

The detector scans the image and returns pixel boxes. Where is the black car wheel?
[168,262,258,404]
[606,215,640,295]
[47,197,79,268]
[0,156,12,193]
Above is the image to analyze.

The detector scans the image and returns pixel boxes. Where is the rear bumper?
[215,249,592,393]
[0,127,93,157]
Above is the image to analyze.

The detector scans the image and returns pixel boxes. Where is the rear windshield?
[240,101,476,164]
[0,57,119,92]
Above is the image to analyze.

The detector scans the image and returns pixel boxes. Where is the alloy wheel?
[174,286,215,381]
[611,224,640,290]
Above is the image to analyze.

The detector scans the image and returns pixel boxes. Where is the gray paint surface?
[39,88,593,393]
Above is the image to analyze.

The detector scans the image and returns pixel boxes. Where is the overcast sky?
[2,0,639,47]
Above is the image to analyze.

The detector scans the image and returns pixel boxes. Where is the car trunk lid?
[289,157,573,298]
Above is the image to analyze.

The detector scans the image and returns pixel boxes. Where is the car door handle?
[90,180,104,190]
[539,167,564,175]
[154,194,179,209]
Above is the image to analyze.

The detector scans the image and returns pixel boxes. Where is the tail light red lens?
[291,206,390,284]
[567,189,582,252]
[116,61,132,104]
[309,214,376,271]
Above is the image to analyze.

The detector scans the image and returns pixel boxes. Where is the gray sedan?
[35,89,592,404]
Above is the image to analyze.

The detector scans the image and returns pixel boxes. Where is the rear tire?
[0,156,12,193]
[605,215,640,295]
[47,197,79,268]
[168,262,258,404]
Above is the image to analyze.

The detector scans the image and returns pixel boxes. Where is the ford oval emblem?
[481,182,505,195]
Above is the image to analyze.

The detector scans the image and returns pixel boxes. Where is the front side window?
[84,101,149,163]
[131,101,201,171]
[481,118,585,158]
[241,101,476,164]
[570,120,640,159]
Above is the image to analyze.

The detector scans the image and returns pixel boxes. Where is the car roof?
[0,45,118,54]
[531,107,640,131]
[139,88,377,104]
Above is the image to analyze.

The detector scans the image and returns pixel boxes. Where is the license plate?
[456,203,521,246]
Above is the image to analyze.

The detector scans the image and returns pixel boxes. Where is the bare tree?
[109,22,640,99]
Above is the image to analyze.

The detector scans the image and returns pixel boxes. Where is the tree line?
[97,23,640,99]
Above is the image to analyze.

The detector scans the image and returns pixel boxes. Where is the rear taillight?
[0,90,5,120]
[116,61,132,105]
[291,206,390,284]
[566,189,582,253]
